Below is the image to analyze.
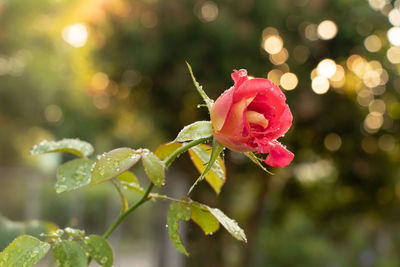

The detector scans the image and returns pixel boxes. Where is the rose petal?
[233,79,286,104]
[266,104,293,140]
[231,69,248,88]
[246,93,291,137]
[211,87,235,131]
[264,140,294,167]
[213,132,253,152]
[219,97,254,138]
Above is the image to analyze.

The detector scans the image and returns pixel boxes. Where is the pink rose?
[210,69,294,168]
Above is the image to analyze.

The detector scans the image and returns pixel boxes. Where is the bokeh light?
[262,35,283,54]
[387,46,400,63]
[378,134,396,151]
[267,69,283,85]
[388,8,400,26]
[387,27,400,46]
[91,72,110,93]
[369,99,386,114]
[270,48,289,65]
[317,20,338,40]
[304,23,318,41]
[280,72,298,90]
[317,59,337,78]
[312,76,330,94]
[368,0,387,10]
[44,105,63,123]
[329,64,346,88]
[199,1,219,22]
[61,23,88,48]
[364,112,384,133]
[364,34,382,52]
[324,133,342,151]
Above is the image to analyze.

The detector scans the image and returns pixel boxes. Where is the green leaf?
[55,159,94,193]
[175,121,213,142]
[91,148,141,185]
[30,138,94,158]
[188,143,226,194]
[167,202,191,256]
[206,207,247,243]
[190,202,220,235]
[52,240,87,267]
[117,171,144,194]
[82,235,113,267]
[154,142,182,161]
[245,152,273,175]
[185,62,213,112]
[141,150,165,187]
[0,235,50,267]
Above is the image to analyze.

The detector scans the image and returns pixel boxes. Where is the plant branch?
[102,183,154,239]
[164,136,212,167]
[150,193,186,203]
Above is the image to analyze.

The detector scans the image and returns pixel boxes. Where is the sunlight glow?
[62,23,88,48]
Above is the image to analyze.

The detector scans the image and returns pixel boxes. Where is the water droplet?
[100,256,108,264]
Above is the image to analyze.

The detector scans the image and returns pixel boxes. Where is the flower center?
[245,110,269,129]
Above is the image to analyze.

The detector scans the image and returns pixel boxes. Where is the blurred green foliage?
[1,0,400,266]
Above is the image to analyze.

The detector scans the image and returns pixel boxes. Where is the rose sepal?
[245,152,274,175]
[186,62,214,113]
[188,138,224,195]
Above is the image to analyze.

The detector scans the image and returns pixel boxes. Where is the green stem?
[101,137,211,240]
[150,193,183,202]
[164,136,212,167]
[102,183,154,239]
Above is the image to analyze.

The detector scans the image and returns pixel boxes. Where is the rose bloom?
[210,69,294,168]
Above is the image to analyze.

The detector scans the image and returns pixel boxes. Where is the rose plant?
[0,64,293,267]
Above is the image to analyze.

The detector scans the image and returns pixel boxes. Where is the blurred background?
[1,0,400,266]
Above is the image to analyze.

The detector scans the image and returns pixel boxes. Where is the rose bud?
[210,69,294,168]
